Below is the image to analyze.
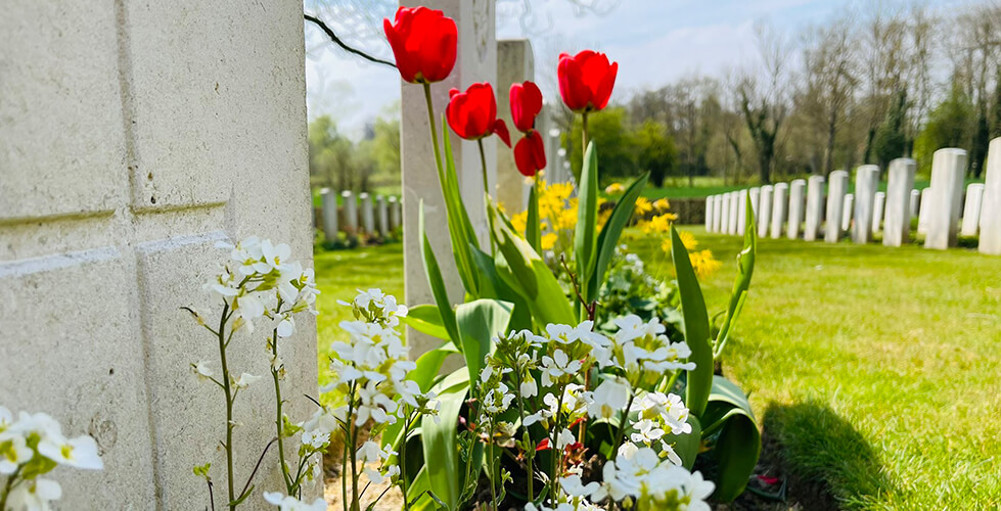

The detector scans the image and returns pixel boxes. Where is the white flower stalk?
[0,406,103,509]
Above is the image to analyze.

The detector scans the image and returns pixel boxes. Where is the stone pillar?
[342,190,358,233]
[872,191,885,233]
[787,179,806,239]
[389,196,402,230]
[925,148,967,250]
[0,1,316,507]
[749,187,761,224]
[981,137,1001,254]
[758,185,773,237]
[320,188,339,242]
[712,194,723,233]
[705,196,714,231]
[804,176,825,241]
[377,195,390,235]
[732,191,740,235]
[720,193,731,234]
[917,188,931,234]
[496,39,533,213]
[841,194,854,232]
[770,183,788,239]
[884,158,916,247]
[359,192,375,234]
[401,0,497,355]
[852,165,879,244]
[825,170,849,242]
[961,183,985,236]
[909,189,920,218]
[737,191,748,235]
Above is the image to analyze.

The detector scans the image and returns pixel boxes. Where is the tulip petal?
[492,119,511,148]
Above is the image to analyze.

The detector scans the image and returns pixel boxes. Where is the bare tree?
[799,15,858,176]
[737,22,791,184]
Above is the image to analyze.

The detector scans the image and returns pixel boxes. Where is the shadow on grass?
[760,401,895,510]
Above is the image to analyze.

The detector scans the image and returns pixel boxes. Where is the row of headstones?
[704,138,1001,254]
[317,188,402,240]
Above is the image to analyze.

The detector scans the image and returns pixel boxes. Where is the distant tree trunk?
[824,108,838,176]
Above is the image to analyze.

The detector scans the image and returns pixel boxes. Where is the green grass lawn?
[627,227,1001,510]
[312,231,1001,509]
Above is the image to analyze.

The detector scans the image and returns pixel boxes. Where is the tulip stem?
[478,138,497,254]
[581,111,590,157]
[477,138,489,198]
[422,82,445,182]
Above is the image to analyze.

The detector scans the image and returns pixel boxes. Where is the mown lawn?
[312,229,1001,509]
[627,227,1001,510]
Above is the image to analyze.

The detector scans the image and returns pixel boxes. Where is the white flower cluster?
[205,236,319,337]
[607,315,695,386]
[0,407,103,510]
[323,289,437,424]
[262,491,327,511]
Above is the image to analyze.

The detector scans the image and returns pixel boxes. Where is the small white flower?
[191,361,214,382]
[587,378,631,420]
[5,478,62,511]
[540,349,582,386]
[263,491,327,511]
[561,474,600,498]
[0,435,32,474]
[519,378,538,398]
[556,428,576,449]
[232,373,262,390]
[276,316,295,338]
[37,435,103,470]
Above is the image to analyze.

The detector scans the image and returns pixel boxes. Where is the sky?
[304,0,960,140]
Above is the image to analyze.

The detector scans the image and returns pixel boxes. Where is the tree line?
[566,1,1001,186]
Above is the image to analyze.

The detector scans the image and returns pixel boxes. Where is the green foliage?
[421,371,469,511]
[873,90,909,168]
[634,120,678,187]
[308,113,401,193]
[455,299,513,385]
[670,227,712,418]
[914,82,973,173]
[702,376,761,502]
[568,107,637,179]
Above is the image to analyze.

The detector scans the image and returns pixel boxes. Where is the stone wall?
[0,1,317,508]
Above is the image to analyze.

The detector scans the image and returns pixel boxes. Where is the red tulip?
[557,50,618,112]
[384,6,457,84]
[514,131,546,177]
[509,81,543,133]
[446,83,511,147]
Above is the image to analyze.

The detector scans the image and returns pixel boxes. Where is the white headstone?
[917,188,931,234]
[961,183,985,236]
[884,158,917,247]
[758,185,773,238]
[852,165,879,244]
[320,188,339,242]
[825,170,849,242]
[787,179,806,239]
[841,193,854,232]
[389,196,402,230]
[0,1,318,506]
[496,39,533,213]
[732,190,740,234]
[804,176,825,241]
[925,148,967,250]
[720,193,731,234]
[737,190,748,235]
[360,192,375,234]
[981,137,1001,254]
[712,194,723,233]
[401,0,497,356]
[705,196,714,231]
[872,191,885,233]
[770,183,788,239]
[377,195,390,235]
[342,190,358,233]
[909,189,920,218]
